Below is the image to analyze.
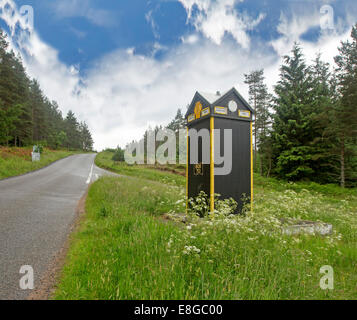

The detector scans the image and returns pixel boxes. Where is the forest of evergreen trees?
[246,24,357,188]
[0,29,93,151]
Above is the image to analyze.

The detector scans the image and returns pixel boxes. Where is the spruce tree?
[272,43,315,180]
[307,54,338,184]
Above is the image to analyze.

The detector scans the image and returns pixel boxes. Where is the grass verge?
[95,151,185,187]
[54,158,357,300]
[0,147,76,180]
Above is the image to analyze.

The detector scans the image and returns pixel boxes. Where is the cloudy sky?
[0,0,356,150]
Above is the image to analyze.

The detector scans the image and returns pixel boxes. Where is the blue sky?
[5,0,354,71]
[1,0,357,150]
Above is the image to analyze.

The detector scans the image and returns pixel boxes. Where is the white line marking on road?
[95,174,99,180]
[86,164,94,184]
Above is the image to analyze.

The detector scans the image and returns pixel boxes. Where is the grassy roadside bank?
[54,152,357,300]
[95,151,185,187]
[0,147,77,180]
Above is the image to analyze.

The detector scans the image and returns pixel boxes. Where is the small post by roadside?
[31,145,41,162]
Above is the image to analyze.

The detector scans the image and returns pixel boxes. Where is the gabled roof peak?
[197,88,232,105]
[185,86,254,119]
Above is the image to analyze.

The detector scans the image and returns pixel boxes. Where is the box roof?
[185,87,254,118]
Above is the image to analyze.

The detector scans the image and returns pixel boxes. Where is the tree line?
[110,108,186,164]
[0,29,93,151]
[246,24,357,188]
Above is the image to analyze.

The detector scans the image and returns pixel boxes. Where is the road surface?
[0,154,117,300]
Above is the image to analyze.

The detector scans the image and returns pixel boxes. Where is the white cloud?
[146,10,160,39]
[78,41,276,150]
[178,0,265,48]
[0,0,33,35]
[180,34,199,44]
[271,8,352,68]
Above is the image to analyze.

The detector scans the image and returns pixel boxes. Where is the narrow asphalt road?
[0,154,117,300]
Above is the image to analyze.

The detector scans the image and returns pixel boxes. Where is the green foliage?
[111,147,125,162]
[166,108,186,132]
[244,69,272,176]
[331,24,357,187]
[188,191,238,218]
[268,37,357,186]
[54,131,67,150]
[0,103,22,145]
[0,29,93,151]
[79,122,94,151]
[275,146,314,179]
[272,44,315,180]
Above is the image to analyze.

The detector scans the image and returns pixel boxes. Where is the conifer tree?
[79,121,94,151]
[167,108,185,133]
[244,70,272,175]
[0,28,94,150]
[307,54,338,183]
[333,24,357,187]
[272,43,315,180]
[64,110,80,150]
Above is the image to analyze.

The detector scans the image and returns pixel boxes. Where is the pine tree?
[333,24,357,187]
[0,102,22,145]
[244,70,272,175]
[79,121,94,151]
[0,28,94,150]
[167,108,185,133]
[64,110,81,150]
[28,80,47,142]
[12,56,32,146]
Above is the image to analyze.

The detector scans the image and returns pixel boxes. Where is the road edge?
[27,187,90,300]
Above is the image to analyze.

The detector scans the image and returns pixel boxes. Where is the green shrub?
[112,148,125,162]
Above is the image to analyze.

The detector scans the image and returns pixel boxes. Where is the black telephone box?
[185,87,254,213]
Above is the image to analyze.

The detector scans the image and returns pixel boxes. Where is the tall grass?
[54,159,357,300]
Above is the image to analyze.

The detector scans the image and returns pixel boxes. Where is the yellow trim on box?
[201,107,210,117]
[214,106,228,115]
[187,114,195,123]
[186,127,189,214]
[250,122,253,212]
[239,110,251,118]
[210,117,215,213]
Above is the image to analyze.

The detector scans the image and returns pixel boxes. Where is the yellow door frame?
[250,122,253,211]
[210,116,215,213]
[186,127,189,214]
